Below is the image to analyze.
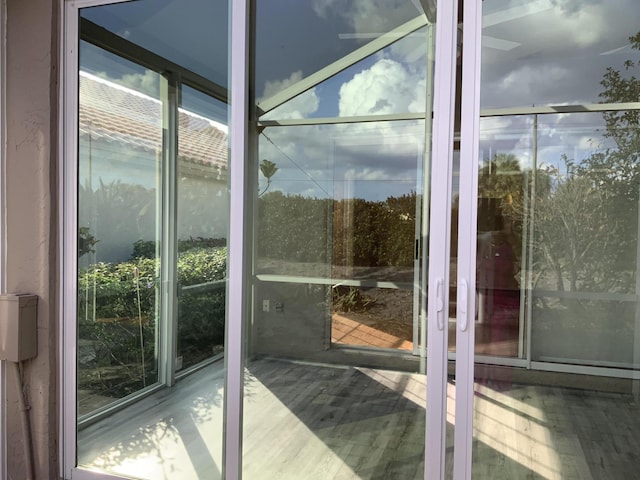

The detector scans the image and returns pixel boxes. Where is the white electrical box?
[0,294,38,362]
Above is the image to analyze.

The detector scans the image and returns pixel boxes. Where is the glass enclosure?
[64,0,640,479]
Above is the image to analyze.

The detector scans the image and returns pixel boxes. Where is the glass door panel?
[73,1,229,478]
[77,39,162,417]
[462,1,640,478]
[242,0,459,477]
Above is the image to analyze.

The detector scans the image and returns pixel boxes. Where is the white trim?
[424,1,458,478]
[61,2,80,478]
[258,101,640,128]
[530,361,640,380]
[481,102,640,117]
[258,112,426,127]
[159,73,178,387]
[62,2,137,478]
[454,0,483,478]
[70,469,139,480]
[256,274,413,290]
[223,0,250,478]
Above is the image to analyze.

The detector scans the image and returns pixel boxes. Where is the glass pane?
[255,0,425,107]
[481,0,640,109]
[176,85,229,371]
[255,121,423,352]
[262,27,429,120]
[245,1,436,475]
[75,3,229,479]
[472,2,640,476]
[81,0,228,88]
[77,41,161,417]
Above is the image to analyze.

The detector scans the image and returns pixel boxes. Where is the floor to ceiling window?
[462,1,640,478]
[64,1,230,478]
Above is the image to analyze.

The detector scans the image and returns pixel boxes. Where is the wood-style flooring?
[78,358,640,479]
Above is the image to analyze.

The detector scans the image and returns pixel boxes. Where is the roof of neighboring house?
[79,71,228,173]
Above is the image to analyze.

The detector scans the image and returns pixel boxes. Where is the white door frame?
[452,0,483,478]
[424,0,462,478]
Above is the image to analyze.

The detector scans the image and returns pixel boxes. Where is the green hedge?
[77,247,227,404]
[258,191,417,267]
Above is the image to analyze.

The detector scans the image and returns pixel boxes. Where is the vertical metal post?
[160,73,179,387]
[424,0,459,478]
[224,0,251,477]
[525,114,538,367]
[453,0,483,477]
[61,2,80,477]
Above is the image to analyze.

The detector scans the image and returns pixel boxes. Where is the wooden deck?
[78,358,640,479]
[332,313,519,357]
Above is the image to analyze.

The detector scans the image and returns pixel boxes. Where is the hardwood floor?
[78,358,640,479]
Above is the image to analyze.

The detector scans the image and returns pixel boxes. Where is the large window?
[65,1,230,478]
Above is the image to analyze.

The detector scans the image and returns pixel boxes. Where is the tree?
[259,159,278,197]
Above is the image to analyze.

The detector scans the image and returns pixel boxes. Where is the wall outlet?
[275,302,284,313]
[262,299,270,312]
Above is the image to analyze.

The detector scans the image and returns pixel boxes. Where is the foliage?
[130,237,227,259]
[78,226,99,258]
[258,191,416,268]
[332,286,375,313]
[259,159,279,197]
[78,247,227,399]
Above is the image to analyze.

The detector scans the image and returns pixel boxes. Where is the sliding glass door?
[241,1,457,478]
[449,1,640,478]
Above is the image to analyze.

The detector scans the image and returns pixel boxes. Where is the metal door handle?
[436,278,444,331]
[459,279,468,331]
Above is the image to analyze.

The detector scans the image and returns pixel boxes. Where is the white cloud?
[338,58,424,116]
[95,69,160,97]
[344,167,390,181]
[259,71,319,120]
[312,0,420,36]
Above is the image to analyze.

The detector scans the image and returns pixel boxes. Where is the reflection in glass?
[255,0,425,105]
[471,109,640,477]
[256,121,424,353]
[481,0,640,109]
[262,27,429,120]
[75,2,229,478]
[81,0,229,88]
[246,2,435,476]
[77,44,161,416]
[176,86,229,371]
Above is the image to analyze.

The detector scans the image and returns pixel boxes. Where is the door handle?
[435,278,444,331]
[458,279,469,331]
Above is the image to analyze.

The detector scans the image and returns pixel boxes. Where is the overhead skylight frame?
[80,17,228,104]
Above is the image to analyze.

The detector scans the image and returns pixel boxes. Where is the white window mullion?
[453,0,483,478]
[61,1,80,477]
[224,0,251,478]
[424,0,459,478]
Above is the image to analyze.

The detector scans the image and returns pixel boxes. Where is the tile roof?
[79,71,228,173]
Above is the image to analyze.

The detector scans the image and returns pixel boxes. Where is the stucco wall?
[5,0,58,478]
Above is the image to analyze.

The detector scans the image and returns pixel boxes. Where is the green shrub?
[78,247,227,399]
